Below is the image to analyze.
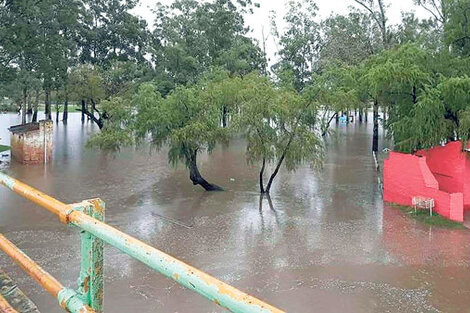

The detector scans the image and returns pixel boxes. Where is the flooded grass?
[390,203,466,229]
[0,145,9,153]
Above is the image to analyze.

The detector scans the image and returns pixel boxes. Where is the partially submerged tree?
[235,73,323,194]
[391,75,470,152]
[69,65,106,128]
[368,44,434,150]
[90,80,228,191]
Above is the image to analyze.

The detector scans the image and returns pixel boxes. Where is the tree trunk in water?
[55,99,59,122]
[89,102,93,120]
[372,99,379,153]
[335,111,339,124]
[45,89,51,120]
[259,157,266,193]
[359,109,363,123]
[26,95,32,114]
[85,100,90,120]
[265,136,294,193]
[81,100,85,122]
[322,112,338,137]
[32,91,39,122]
[22,89,27,125]
[222,105,227,128]
[365,108,368,122]
[188,150,223,191]
[63,93,68,122]
[265,153,286,193]
[78,105,103,129]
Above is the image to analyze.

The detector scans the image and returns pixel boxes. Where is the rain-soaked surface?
[0,113,470,313]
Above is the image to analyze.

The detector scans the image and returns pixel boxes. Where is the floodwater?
[0,113,470,313]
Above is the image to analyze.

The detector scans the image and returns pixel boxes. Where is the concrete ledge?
[0,270,40,313]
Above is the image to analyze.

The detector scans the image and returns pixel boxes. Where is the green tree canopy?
[234,73,323,193]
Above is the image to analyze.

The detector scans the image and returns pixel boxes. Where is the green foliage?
[444,0,470,56]
[308,63,362,136]
[69,65,105,104]
[146,83,228,167]
[79,0,149,67]
[90,77,229,167]
[271,0,321,91]
[102,61,154,99]
[87,97,134,150]
[390,75,470,152]
[234,73,323,191]
[320,11,378,66]
[397,13,442,50]
[152,0,265,89]
[364,44,432,100]
[0,0,150,117]
[0,100,17,112]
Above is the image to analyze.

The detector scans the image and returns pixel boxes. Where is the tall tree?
[443,0,470,57]
[320,11,378,67]
[271,0,321,91]
[235,73,323,194]
[78,0,149,67]
[69,65,106,128]
[365,44,434,152]
[414,0,447,25]
[352,0,393,152]
[152,0,264,89]
[0,0,42,123]
[353,0,392,49]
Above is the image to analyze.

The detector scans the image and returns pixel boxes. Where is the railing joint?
[57,288,94,313]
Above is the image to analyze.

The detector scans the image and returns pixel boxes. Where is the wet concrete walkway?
[0,113,469,312]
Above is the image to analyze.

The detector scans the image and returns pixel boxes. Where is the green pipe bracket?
[70,199,105,313]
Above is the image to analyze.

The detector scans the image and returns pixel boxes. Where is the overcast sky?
[134,0,431,63]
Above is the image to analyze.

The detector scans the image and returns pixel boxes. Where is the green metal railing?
[0,172,284,313]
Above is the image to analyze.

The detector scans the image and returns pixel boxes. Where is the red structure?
[383,141,470,222]
[415,141,470,209]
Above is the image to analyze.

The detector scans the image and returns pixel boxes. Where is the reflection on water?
[0,113,469,313]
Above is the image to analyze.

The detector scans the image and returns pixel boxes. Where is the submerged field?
[0,113,469,313]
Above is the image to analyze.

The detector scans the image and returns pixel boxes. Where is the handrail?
[0,234,94,313]
[0,172,284,313]
[0,293,18,313]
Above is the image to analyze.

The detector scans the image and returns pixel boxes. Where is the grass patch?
[390,203,465,229]
[0,145,10,153]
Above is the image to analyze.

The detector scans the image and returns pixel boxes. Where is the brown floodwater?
[0,113,469,313]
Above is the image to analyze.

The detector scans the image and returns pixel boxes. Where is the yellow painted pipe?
[0,293,18,313]
[0,234,95,313]
[0,172,284,313]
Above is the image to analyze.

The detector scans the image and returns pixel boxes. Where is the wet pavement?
[0,113,469,313]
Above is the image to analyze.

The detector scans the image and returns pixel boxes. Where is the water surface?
[0,113,469,312]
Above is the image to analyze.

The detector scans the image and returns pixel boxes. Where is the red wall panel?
[384,152,464,222]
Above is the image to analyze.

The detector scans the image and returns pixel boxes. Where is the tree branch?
[353,0,384,33]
